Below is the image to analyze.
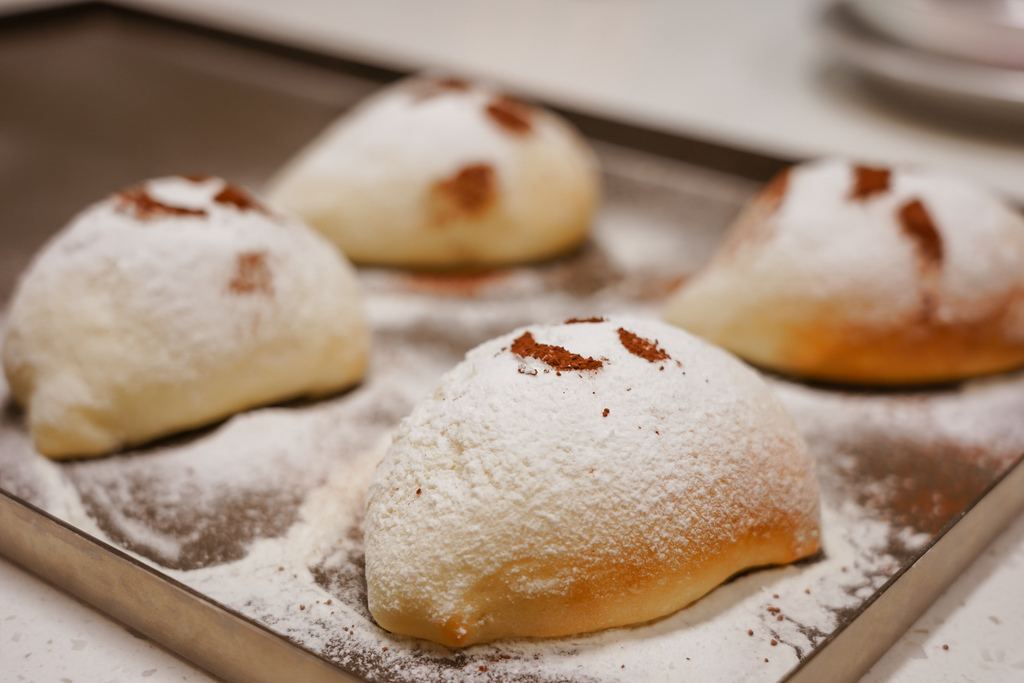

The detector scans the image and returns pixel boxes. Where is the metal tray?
[2,5,1024,683]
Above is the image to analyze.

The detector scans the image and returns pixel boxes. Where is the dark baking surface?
[0,4,1023,683]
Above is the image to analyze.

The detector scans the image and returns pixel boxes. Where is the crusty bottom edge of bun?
[746,320,1024,386]
[368,530,820,648]
[668,299,1024,386]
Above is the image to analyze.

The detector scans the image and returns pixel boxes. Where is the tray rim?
[0,3,1022,682]
[0,488,364,683]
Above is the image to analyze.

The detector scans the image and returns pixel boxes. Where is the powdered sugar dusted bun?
[3,176,370,459]
[664,158,1024,385]
[363,316,820,647]
[265,76,600,267]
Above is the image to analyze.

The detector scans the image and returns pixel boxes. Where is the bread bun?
[3,176,369,459]
[363,316,819,647]
[265,76,600,268]
[664,158,1024,385]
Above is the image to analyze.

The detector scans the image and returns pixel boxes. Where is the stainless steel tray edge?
[0,490,362,683]
[785,451,1024,682]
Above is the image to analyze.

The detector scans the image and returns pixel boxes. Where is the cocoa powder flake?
[511,331,603,371]
[215,184,267,214]
[761,167,790,206]
[432,163,496,223]
[898,198,944,266]
[229,251,274,296]
[850,165,891,201]
[115,186,207,220]
[410,77,471,102]
[486,95,533,135]
[618,328,671,362]
[433,77,469,91]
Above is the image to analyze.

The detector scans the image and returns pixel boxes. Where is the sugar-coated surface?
[663,158,1024,385]
[2,176,368,456]
[265,76,600,266]
[673,158,1024,330]
[365,317,819,642]
[269,81,518,201]
[7,176,361,377]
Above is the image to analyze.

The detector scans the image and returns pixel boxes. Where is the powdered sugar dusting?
[2,149,1024,681]
[364,317,819,646]
[671,159,1024,340]
[4,174,368,458]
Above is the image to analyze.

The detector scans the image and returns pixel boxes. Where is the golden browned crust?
[691,288,1024,385]
[668,160,1024,386]
[760,303,1024,385]
[371,513,818,648]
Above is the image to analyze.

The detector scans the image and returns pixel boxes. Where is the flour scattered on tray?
[4,153,1024,682]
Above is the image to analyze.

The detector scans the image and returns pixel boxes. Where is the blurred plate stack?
[820,0,1024,117]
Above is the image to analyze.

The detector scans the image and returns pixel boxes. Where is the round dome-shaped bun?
[363,316,820,647]
[3,176,370,459]
[265,76,600,268]
[664,158,1024,385]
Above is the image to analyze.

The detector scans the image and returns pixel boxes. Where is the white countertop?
[2,1,1024,681]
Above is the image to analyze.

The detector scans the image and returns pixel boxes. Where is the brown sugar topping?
[511,331,603,372]
[618,328,671,363]
[229,251,274,296]
[850,165,891,200]
[215,184,267,213]
[486,95,533,135]
[898,198,943,266]
[432,163,497,223]
[115,186,207,220]
[566,317,605,324]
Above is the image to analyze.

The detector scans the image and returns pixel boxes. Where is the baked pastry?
[3,176,369,459]
[664,158,1024,385]
[265,76,600,268]
[363,316,820,647]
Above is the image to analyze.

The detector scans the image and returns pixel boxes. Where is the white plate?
[851,0,1024,70]
[819,1,1024,114]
